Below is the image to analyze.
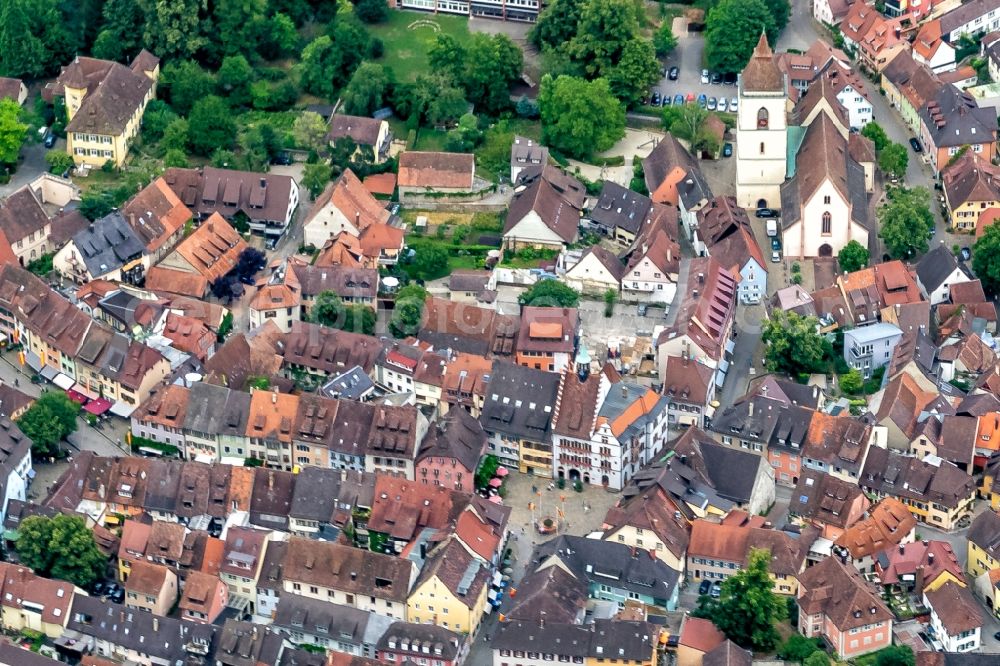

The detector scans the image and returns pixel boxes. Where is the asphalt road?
[0,140,49,198]
[653,30,739,111]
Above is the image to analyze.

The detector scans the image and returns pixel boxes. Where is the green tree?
[354,0,388,23]
[162,60,216,116]
[875,646,915,666]
[0,0,48,78]
[570,0,640,77]
[310,290,376,334]
[762,311,829,376]
[341,62,394,116]
[389,284,429,338]
[764,0,791,31]
[326,16,370,87]
[300,35,341,99]
[530,0,586,50]
[704,0,777,74]
[879,186,934,259]
[15,391,79,458]
[974,221,1000,295]
[138,0,207,60]
[216,55,254,108]
[0,99,27,164]
[302,162,331,199]
[463,34,524,115]
[538,74,625,159]
[838,239,869,273]
[188,95,235,156]
[607,39,661,107]
[425,82,469,127]
[258,12,299,59]
[653,23,678,57]
[878,141,908,178]
[164,148,189,167]
[519,279,581,307]
[693,548,785,650]
[803,653,830,666]
[293,111,329,154]
[212,0,266,58]
[45,149,75,174]
[140,99,179,144]
[777,634,820,662]
[429,33,466,81]
[161,117,190,152]
[861,121,889,151]
[91,0,145,63]
[217,311,234,341]
[409,245,450,280]
[16,514,106,588]
[839,368,863,395]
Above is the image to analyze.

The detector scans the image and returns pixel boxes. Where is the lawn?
[369,11,472,82]
[413,128,449,151]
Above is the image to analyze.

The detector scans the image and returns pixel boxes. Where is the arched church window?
[757,108,769,129]
[822,211,832,235]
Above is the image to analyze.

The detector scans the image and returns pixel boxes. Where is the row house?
[480,360,560,475]
[492,619,660,666]
[834,498,918,574]
[687,520,807,595]
[0,562,75,639]
[407,536,491,634]
[696,196,766,304]
[918,85,998,175]
[272,592,392,656]
[939,0,1000,43]
[788,470,870,541]
[942,149,1000,233]
[924,581,983,652]
[601,486,691,572]
[515,307,579,374]
[619,207,681,306]
[839,4,906,72]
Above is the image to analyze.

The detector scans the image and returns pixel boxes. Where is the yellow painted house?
[968,509,1000,579]
[941,150,1000,232]
[55,50,159,168]
[0,563,76,639]
[407,538,490,635]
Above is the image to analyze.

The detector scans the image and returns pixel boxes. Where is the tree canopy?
[875,646,915,666]
[17,514,106,588]
[311,291,376,335]
[188,95,236,156]
[693,548,785,650]
[704,0,778,74]
[429,33,523,116]
[538,74,625,159]
[974,220,1000,295]
[16,391,79,458]
[519,279,581,308]
[389,284,429,338]
[0,99,27,165]
[838,239,869,273]
[861,122,889,151]
[762,311,830,376]
[606,39,661,108]
[530,0,587,51]
[878,142,908,179]
[878,186,934,259]
[341,62,394,116]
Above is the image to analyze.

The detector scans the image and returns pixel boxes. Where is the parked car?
[699,580,712,595]
[43,132,56,149]
[697,94,708,108]
[668,66,679,80]
[663,95,672,107]
[718,98,729,112]
[637,304,648,317]
[675,94,686,106]
[723,72,737,85]
[110,588,124,604]
[909,137,923,153]
[771,250,781,263]
[271,152,293,165]
[711,72,722,85]
[707,96,717,111]
[710,582,722,598]
[91,581,106,596]
[766,219,778,237]
[771,237,781,251]
[701,69,710,84]
[755,208,779,218]
[686,92,696,103]
[722,142,733,157]
[650,91,661,106]
[730,97,739,112]
[961,246,971,261]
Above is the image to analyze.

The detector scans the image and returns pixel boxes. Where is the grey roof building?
[273,592,391,656]
[510,136,549,182]
[183,381,253,439]
[65,211,146,282]
[479,361,560,461]
[492,619,659,663]
[321,365,375,401]
[589,181,654,238]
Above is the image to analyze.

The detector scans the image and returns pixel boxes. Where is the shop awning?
[66,389,88,405]
[110,401,136,418]
[52,373,74,390]
[25,352,41,372]
[39,365,58,380]
[725,338,736,354]
[84,398,113,415]
[70,383,98,400]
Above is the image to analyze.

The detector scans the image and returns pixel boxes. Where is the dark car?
[771,237,781,251]
[674,94,685,106]
[91,581,106,596]
[668,66,679,80]
[909,137,923,153]
[723,72,737,85]
[697,93,708,108]
[271,151,293,165]
[961,246,971,261]
[711,72,722,85]
[994,631,1000,641]
[650,91,661,106]
[698,579,712,595]
[43,132,56,148]
[722,142,733,158]
[662,95,672,107]
[110,588,124,604]
[755,208,779,218]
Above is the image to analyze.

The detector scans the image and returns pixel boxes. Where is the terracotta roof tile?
[398,152,475,189]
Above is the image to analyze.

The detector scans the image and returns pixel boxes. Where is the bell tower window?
[757,108,769,129]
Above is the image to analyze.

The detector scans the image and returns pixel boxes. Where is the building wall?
[739,258,766,304]
[605,525,685,572]
[283,579,406,620]
[416,457,475,492]
[783,179,860,259]
[949,199,999,233]
[0,606,66,640]
[126,569,178,616]
[9,221,52,264]
[837,86,874,129]
[407,574,488,634]
[249,304,299,333]
[564,254,620,295]
[735,87,788,209]
[503,211,568,250]
[968,540,1000,579]
[621,255,676,304]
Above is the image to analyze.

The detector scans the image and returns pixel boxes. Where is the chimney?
[749,401,754,417]
[260,178,266,188]
[698,272,705,284]
[899,543,905,554]
[928,551,935,564]
[356,211,361,226]
[272,390,277,404]
[153,617,159,632]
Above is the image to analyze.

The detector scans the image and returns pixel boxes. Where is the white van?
[766,219,778,237]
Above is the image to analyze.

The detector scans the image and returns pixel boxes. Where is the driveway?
[0,141,49,197]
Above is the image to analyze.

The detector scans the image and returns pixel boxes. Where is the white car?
[771,250,781,263]
[701,69,710,84]
[718,98,729,112]
[730,97,739,112]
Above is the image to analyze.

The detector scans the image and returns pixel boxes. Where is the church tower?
[736,33,789,209]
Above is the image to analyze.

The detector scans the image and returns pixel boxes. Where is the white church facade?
[736,34,788,209]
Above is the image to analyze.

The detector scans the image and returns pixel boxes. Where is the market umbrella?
[488,478,503,488]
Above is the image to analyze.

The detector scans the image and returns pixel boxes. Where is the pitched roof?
[661,355,713,403]
[0,77,24,103]
[505,165,586,243]
[290,262,378,301]
[503,564,587,623]
[63,57,154,136]
[479,360,560,440]
[417,407,486,473]
[943,150,1000,212]
[834,497,918,558]
[125,559,170,597]
[328,114,385,146]
[167,212,248,283]
[278,320,382,374]
[0,186,49,242]
[398,152,475,189]
[968,509,1000,560]
[678,617,725,652]
[703,640,752,666]
[921,86,997,150]
[284,536,412,602]
[798,556,892,630]
[925,580,982,635]
[656,256,738,361]
[791,470,868,530]
[305,168,390,233]
[162,166,296,225]
[552,369,602,439]
[861,447,976,511]
[123,177,191,253]
[642,134,707,204]
[878,540,962,588]
[419,297,519,357]
[740,33,784,93]
[144,265,208,298]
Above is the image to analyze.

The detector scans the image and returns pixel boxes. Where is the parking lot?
[647,28,741,113]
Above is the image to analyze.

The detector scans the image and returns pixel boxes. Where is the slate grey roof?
[939,0,1000,35]
[288,467,343,524]
[273,593,373,645]
[921,86,996,150]
[377,622,465,659]
[479,360,560,441]
[492,619,658,662]
[666,427,767,506]
[183,381,252,438]
[321,365,376,400]
[590,181,653,235]
[916,245,960,294]
[71,211,146,278]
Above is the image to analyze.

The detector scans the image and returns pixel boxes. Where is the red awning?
[83,398,113,415]
[65,389,88,405]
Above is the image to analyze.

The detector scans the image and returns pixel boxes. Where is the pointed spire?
[753,31,772,58]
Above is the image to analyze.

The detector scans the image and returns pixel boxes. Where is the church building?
[736,34,788,209]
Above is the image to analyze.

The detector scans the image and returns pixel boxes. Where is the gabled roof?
[925,580,982,636]
[0,186,49,242]
[418,406,487,473]
[740,33,784,93]
[328,114,385,146]
[942,150,1000,210]
[62,55,154,136]
[505,165,585,243]
[167,212,248,283]
[398,152,475,189]
[921,86,996,150]
[305,169,390,233]
[835,497,916,558]
[791,470,868,530]
[797,555,892,630]
[123,177,192,253]
[479,360,560,440]
[69,211,147,278]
